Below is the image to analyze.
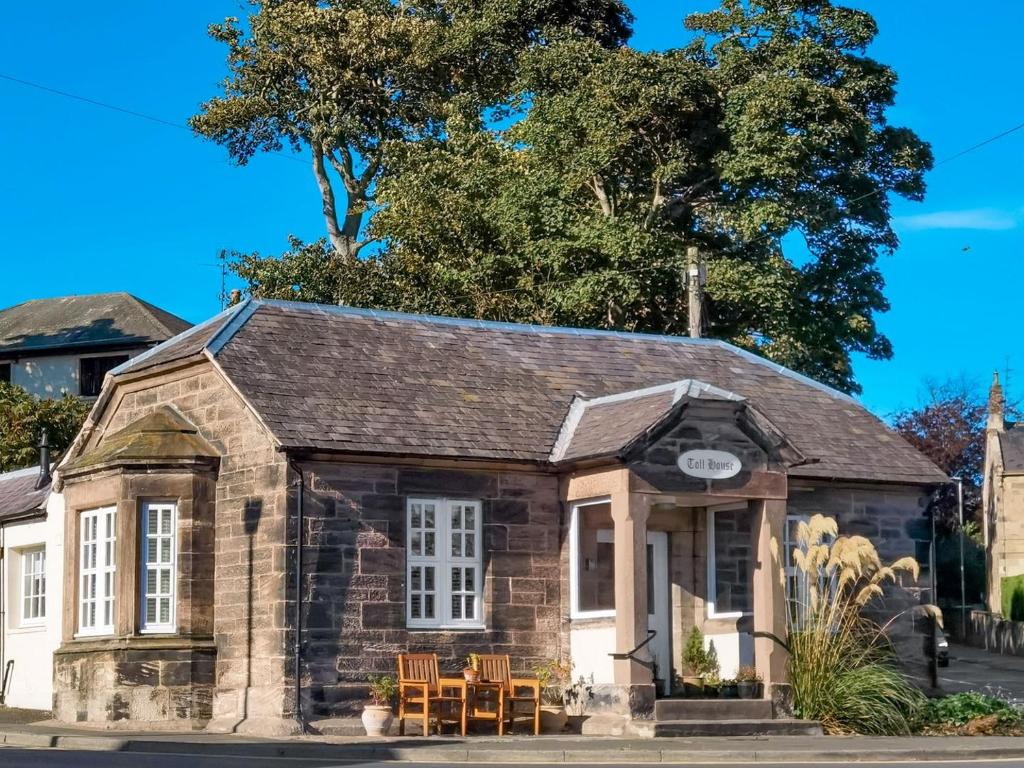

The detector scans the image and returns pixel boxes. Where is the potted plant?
[736,665,762,699]
[681,626,708,697]
[563,674,594,733]
[362,675,397,736]
[534,658,573,733]
[720,678,739,699]
[464,653,480,683]
[702,642,721,697]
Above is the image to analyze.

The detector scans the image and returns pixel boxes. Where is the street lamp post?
[952,477,967,636]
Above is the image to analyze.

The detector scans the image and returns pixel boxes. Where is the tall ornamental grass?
[772,515,926,734]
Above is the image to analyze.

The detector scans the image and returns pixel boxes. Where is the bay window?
[79,506,117,635]
[140,501,177,633]
[407,498,483,629]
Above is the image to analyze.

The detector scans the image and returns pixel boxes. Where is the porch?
[562,466,789,724]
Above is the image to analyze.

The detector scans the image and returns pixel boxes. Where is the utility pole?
[686,246,706,339]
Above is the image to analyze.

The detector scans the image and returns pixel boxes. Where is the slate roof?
[999,425,1024,473]
[114,300,947,485]
[0,466,50,522]
[552,381,745,463]
[0,293,192,355]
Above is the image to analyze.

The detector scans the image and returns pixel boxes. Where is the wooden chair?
[478,654,541,735]
[397,653,468,736]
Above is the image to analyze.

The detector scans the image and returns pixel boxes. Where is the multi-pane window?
[80,506,116,635]
[140,502,176,633]
[407,498,483,629]
[79,355,129,397]
[0,362,10,384]
[21,548,45,624]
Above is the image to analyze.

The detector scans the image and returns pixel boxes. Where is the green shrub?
[1001,575,1024,621]
[916,692,1021,729]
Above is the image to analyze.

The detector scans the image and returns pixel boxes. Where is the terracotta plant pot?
[737,681,758,699]
[540,705,569,733]
[361,704,394,737]
[681,675,704,698]
[464,668,480,683]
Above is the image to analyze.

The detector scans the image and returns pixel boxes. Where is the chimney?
[988,371,1005,434]
[36,429,51,490]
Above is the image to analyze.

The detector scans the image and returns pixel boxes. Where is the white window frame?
[19,547,46,627]
[78,506,117,637]
[706,505,754,620]
[569,497,616,620]
[139,501,177,634]
[406,498,484,630]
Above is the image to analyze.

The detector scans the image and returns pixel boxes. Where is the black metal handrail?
[609,629,657,672]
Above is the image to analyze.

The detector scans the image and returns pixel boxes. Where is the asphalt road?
[942,642,1024,701]
[3,751,1024,768]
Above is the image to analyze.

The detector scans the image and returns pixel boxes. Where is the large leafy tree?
[196,0,931,394]
[0,383,89,472]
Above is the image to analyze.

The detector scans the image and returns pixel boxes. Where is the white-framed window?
[79,506,117,636]
[406,498,483,629]
[140,501,177,633]
[20,547,45,625]
[569,498,615,619]
[706,505,753,619]
[783,513,837,627]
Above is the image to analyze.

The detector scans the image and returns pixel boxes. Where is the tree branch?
[590,175,614,217]
[312,144,350,257]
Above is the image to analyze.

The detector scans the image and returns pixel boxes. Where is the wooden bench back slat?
[398,653,440,694]
[477,654,512,691]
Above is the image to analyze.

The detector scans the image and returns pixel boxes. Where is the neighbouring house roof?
[0,292,192,356]
[999,425,1024,473]
[112,299,947,485]
[0,466,50,522]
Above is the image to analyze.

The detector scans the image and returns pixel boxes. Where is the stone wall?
[989,474,1024,616]
[56,362,290,732]
[788,482,934,687]
[298,461,566,718]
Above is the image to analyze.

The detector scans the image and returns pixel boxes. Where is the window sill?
[570,610,616,621]
[706,611,752,621]
[8,623,46,635]
[407,624,487,632]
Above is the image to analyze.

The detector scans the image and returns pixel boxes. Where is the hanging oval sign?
[677,449,742,480]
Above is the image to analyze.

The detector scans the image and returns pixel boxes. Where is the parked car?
[935,625,950,667]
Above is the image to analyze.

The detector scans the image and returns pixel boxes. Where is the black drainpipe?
[287,456,306,733]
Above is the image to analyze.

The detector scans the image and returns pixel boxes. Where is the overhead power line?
[2,70,1023,302]
[0,71,306,165]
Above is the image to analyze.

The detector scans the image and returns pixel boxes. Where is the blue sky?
[1,2,1021,418]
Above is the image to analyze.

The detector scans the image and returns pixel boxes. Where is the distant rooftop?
[0,293,192,355]
[0,465,49,521]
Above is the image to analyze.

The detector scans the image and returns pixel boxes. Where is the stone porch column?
[611,490,652,685]
[751,498,788,692]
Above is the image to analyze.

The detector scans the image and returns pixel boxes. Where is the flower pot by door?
[540,705,568,733]
[681,676,704,698]
[737,681,758,700]
[362,705,394,736]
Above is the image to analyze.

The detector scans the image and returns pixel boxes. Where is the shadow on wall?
[243,497,263,726]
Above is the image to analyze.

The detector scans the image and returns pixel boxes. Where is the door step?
[646,718,823,737]
[653,698,772,721]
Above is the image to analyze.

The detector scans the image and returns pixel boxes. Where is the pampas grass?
[779,514,925,734]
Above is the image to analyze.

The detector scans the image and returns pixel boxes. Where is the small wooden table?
[466,680,505,734]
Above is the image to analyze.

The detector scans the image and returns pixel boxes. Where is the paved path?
[941,643,1024,701]
[2,751,1024,768]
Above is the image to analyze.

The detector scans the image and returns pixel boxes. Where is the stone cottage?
[51,299,945,733]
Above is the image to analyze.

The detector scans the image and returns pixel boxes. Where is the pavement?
[941,642,1024,701]
[2,722,1024,764]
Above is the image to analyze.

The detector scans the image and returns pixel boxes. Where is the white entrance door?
[646,531,671,695]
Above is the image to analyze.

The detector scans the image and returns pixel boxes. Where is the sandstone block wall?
[57,363,289,731]
[298,462,566,718]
